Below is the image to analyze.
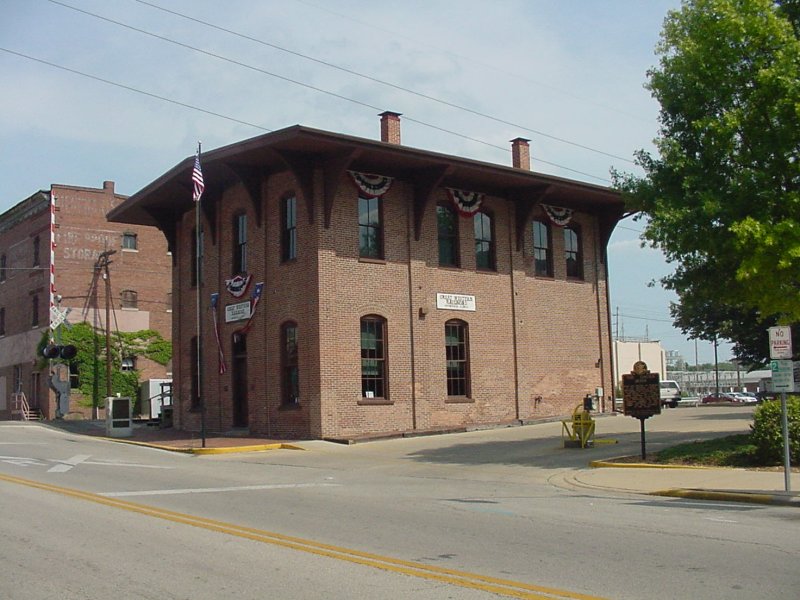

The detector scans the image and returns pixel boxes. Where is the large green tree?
[615,0,800,365]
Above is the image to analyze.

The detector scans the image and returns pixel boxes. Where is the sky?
[0,0,733,365]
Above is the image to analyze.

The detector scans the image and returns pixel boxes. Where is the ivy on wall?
[38,322,171,408]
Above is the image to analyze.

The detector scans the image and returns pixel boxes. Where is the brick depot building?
[108,114,624,440]
[0,182,172,420]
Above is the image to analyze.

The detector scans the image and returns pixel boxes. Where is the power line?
[40,0,614,182]
[131,0,635,165]
[0,48,272,132]
[288,0,654,126]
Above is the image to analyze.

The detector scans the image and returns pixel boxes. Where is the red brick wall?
[0,182,172,421]
[171,168,615,440]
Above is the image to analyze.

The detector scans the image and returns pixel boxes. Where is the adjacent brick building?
[108,115,624,440]
[0,181,172,421]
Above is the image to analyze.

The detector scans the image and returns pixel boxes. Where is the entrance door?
[231,333,248,428]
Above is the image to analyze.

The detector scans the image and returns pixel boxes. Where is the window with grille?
[281,322,299,405]
[445,320,470,397]
[361,316,387,398]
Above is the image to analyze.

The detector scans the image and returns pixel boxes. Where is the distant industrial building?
[0,182,172,420]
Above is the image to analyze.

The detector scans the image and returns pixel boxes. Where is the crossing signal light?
[42,344,77,360]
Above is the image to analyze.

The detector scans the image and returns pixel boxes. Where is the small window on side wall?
[122,232,138,250]
[120,289,138,309]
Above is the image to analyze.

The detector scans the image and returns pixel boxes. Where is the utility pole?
[95,250,116,404]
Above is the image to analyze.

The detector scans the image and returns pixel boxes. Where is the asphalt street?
[1,406,798,600]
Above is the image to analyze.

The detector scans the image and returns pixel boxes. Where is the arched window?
[281,322,299,405]
[473,211,495,271]
[233,213,248,274]
[445,320,470,397]
[437,204,459,267]
[564,225,583,279]
[360,315,387,398]
[532,219,553,277]
[282,195,297,262]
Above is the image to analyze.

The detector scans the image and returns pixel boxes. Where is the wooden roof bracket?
[321,149,361,229]
[511,184,552,251]
[141,206,179,260]
[267,148,316,225]
[224,163,268,229]
[412,164,452,241]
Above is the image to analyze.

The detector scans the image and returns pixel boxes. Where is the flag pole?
[193,142,206,448]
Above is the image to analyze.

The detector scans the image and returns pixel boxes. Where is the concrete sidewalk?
[41,419,304,454]
[570,459,800,507]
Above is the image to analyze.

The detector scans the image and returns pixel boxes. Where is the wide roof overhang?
[108,124,624,251]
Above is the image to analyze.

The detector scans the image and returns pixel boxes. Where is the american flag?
[192,150,205,202]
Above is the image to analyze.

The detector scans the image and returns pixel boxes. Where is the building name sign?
[225,301,251,323]
[436,293,476,312]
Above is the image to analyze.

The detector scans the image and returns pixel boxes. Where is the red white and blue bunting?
[237,282,264,336]
[542,204,573,227]
[225,273,252,298]
[446,188,484,217]
[348,171,394,198]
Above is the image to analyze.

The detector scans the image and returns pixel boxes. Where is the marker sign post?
[622,361,660,460]
[768,326,793,492]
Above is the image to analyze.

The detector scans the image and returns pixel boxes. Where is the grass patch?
[655,434,759,468]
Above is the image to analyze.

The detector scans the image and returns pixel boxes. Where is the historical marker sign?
[622,361,661,419]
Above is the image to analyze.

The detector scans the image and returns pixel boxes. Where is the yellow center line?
[0,473,607,600]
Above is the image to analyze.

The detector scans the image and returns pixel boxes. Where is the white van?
[659,380,681,408]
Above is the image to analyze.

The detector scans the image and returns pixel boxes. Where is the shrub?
[750,397,800,464]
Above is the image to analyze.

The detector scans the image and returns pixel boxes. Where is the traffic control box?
[105,396,133,438]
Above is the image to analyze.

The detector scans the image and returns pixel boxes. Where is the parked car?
[728,392,758,404]
[701,392,728,404]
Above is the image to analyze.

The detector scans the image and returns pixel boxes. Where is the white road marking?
[101,483,341,497]
[1,453,175,472]
[48,454,91,473]
[0,456,47,467]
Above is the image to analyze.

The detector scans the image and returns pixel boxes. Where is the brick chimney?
[103,180,115,193]
[380,111,402,144]
[510,137,531,170]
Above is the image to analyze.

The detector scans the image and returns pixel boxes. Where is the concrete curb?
[652,488,800,507]
[590,457,800,508]
[93,437,306,455]
[590,458,709,469]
